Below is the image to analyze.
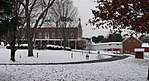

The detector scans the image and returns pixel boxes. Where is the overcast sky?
[72,0,110,38]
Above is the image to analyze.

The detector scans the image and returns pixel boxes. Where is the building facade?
[32,22,86,49]
[122,36,142,54]
[86,36,142,54]
[87,42,122,53]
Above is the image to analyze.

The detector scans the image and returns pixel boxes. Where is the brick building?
[33,22,85,49]
[122,36,142,54]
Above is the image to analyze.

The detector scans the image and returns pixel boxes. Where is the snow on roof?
[93,42,122,45]
[90,42,122,50]
[122,36,142,43]
[134,48,144,52]
[142,43,149,48]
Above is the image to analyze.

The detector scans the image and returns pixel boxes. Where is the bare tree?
[19,0,55,56]
[47,0,79,50]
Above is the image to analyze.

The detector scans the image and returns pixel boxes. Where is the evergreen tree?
[97,35,104,42]
[92,36,99,43]
[0,0,22,62]
[92,35,104,43]
[105,33,123,42]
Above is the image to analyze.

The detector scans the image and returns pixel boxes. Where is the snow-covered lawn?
[0,47,149,81]
[0,57,148,81]
[0,48,111,64]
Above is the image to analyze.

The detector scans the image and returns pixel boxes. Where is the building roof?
[122,36,142,43]
[142,43,149,48]
[92,42,122,45]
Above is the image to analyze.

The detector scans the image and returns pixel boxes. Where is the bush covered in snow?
[6,44,28,49]
[46,45,71,51]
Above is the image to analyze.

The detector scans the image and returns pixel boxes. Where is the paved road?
[0,55,129,65]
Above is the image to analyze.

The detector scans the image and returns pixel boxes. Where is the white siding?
[87,42,122,51]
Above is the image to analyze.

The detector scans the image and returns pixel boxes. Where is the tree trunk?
[0,39,1,45]
[25,0,33,57]
[10,31,16,62]
[147,66,149,80]
[10,46,16,62]
[28,37,33,57]
[63,37,67,50]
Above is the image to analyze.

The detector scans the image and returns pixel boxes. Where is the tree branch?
[33,0,55,28]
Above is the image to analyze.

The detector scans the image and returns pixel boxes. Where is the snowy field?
[0,47,149,81]
[0,48,111,64]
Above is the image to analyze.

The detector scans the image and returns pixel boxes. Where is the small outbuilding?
[142,43,149,52]
[122,36,142,54]
[142,43,149,57]
[134,48,144,59]
[90,42,122,53]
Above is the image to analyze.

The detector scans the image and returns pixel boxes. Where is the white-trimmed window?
[70,33,74,38]
[58,33,61,38]
[45,32,49,39]
[38,33,42,39]
[52,32,55,38]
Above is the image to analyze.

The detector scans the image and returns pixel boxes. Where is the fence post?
[147,66,149,80]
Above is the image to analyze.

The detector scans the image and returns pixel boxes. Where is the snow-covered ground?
[0,47,149,81]
[0,48,111,64]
